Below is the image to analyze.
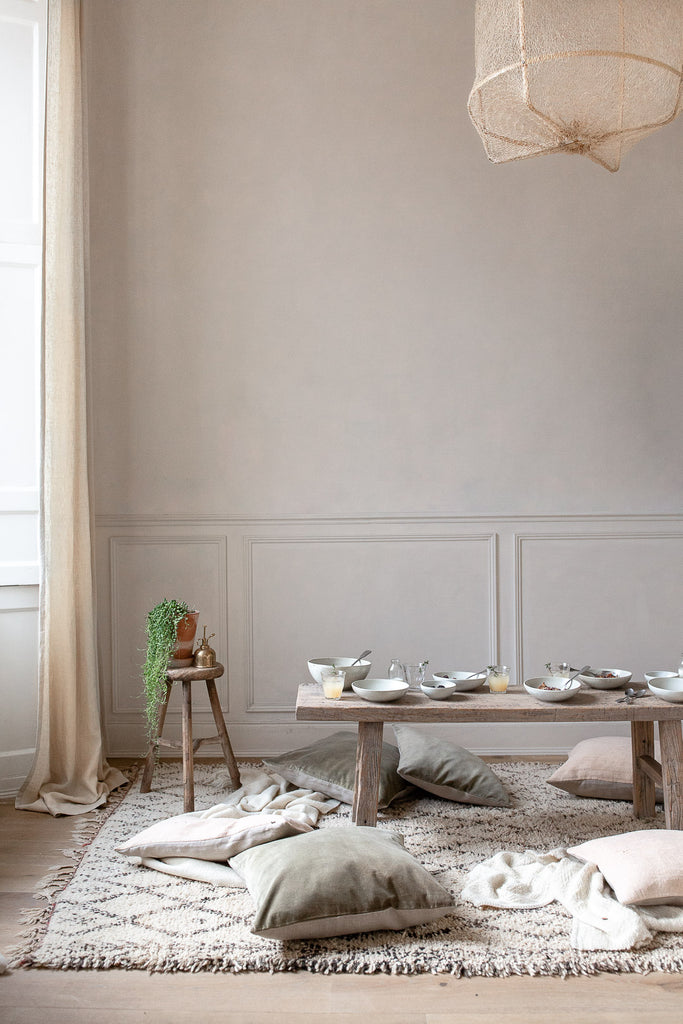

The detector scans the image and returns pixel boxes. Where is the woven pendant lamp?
[468,0,683,171]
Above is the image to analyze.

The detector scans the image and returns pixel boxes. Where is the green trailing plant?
[142,598,190,741]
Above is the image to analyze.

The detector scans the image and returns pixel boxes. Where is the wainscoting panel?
[245,532,497,712]
[108,536,227,728]
[515,531,683,685]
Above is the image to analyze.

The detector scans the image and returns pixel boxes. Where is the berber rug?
[9,760,683,977]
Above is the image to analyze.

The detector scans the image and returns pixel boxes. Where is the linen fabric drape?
[16,0,126,815]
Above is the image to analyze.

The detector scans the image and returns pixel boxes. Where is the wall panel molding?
[109,535,228,717]
[243,532,498,713]
[514,530,683,685]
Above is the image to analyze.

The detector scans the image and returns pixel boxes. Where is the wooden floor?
[1,761,682,1023]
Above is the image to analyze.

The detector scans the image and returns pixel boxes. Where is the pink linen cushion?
[117,810,313,861]
[568,830,683,906]
[546,736,662,802]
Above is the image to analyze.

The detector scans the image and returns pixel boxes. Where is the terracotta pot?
[169,610,199,666]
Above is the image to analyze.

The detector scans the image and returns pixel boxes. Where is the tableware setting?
[432,670,487,692]
[578,668,632,690]
[351,678,410,703]
[308,656,371,690]
[644,670,677,685]
[523,676,582,702]
[646,675,683,704]
[487,665,511,692]
[420,679,458,700]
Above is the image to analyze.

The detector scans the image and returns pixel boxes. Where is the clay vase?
[168,610,199,667]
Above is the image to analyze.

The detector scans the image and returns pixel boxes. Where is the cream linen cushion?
[568,830,683,906]
[392,725,510,807]
[230,826,456,939]
[547,736,663,801]
[117,810,312,861]
[263,731,413,808]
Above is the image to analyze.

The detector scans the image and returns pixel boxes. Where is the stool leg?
[206,678,241,789]
[182,679,195,812]
[140,679,173,794]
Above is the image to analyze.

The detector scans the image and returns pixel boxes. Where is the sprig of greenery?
[142,598,190,742]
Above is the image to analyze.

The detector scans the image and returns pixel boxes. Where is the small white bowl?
[421,680,457,700]
[523,676,581,702]
[308,658,371,690]
[351,678,409,703]
[644,671,677,685]
[432,670,486,692]
[579,668,632,690]
[646,676,683,704]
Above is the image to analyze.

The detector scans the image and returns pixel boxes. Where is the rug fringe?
[7,766,139,970]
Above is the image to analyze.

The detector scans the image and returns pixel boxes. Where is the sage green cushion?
[263,731,413,808]
[392,725,510,807]
[230,826,456,939]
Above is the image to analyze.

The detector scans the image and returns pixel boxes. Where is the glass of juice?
[321,667,346,699]
[487,665,511,692]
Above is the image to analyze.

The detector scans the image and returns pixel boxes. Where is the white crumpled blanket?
[141,766,340,887]
[462,848,683,951]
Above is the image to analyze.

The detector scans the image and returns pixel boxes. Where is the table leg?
[631,720,656,819]
[205,678,241,789]
[140,679,173,794]
[659,719,683,830]
[352,721,383,827]
[182,679,194,813]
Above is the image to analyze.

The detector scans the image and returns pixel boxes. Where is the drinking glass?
[404,661,428,689]
[547,662,570,677]
[321,667,345,699]
[487,665,510,692]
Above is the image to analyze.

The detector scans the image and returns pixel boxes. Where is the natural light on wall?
[0,0,46,586]
[468,0,683,171]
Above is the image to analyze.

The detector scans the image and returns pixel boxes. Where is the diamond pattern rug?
[10,760,683,976]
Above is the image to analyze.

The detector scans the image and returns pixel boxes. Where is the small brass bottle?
[193,626,216,668]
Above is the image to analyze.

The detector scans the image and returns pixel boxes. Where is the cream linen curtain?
[16,0,126,815]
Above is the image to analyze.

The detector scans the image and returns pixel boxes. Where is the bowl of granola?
[523,676,581,702]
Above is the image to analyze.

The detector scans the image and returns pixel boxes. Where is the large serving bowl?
[351,678,409,703]
[421,680,458,700]
[308,658,371,690]
[432,670,487,692]
[524,676,581,703]
[644,671,677,685]
[579,668,632,690]
[647,676,683,704]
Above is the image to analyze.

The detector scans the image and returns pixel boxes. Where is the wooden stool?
[140,662,241,812]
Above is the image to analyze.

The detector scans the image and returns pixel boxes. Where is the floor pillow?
[117,810,312,861]
[392,724,510,807]
[263,731,414,808]
[546,736,663,801]
[230,826,456,939]
[569,829,683,906]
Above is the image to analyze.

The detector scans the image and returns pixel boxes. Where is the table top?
[295,682,683,723]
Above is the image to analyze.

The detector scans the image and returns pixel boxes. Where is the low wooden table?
[296,682,683,828]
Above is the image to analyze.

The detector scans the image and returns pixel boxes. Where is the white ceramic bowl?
[644,671,677,685]
[421,680,458,700]
[351,678,409,703]
[523,676,581,702]
[432,670,487,692]
[646,676,683,703]
[308,658,371,690]
[579,668,632,690]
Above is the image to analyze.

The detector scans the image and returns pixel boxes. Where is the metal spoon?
[350,649,371,666]
[616,687,649,704]
[559,665,591,689]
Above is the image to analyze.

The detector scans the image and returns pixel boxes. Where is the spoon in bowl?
[350,650,371,666]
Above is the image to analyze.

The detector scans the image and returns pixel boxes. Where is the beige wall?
[83,1,683,759]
